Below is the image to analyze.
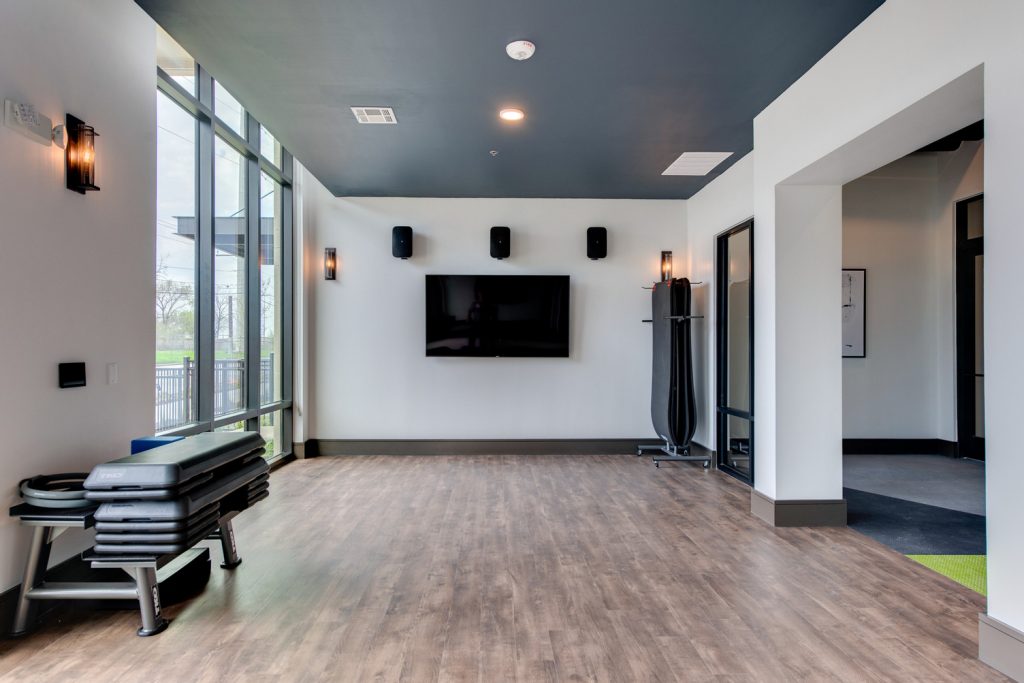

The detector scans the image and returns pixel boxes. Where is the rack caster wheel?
[702,461,710,469]
[655,462,660,468]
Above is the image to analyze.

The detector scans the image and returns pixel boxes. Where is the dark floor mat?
[844,487,985,555]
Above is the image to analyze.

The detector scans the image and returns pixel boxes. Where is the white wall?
[305,194,686,439]
[683,0,1024,646]
[842,143,983,440]
[684,153,754,448]
[293,163,338,446]
[0,1,156,591]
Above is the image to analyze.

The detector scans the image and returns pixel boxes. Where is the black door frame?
[716,219,755,484]
[955,194,984,460]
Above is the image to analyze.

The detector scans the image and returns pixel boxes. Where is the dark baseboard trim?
[750,489,847,527]
[269,452,296,471]
[842,438,957,457]
[295,439,320,458]
[979,613,1024,681]
[313,439,648,456]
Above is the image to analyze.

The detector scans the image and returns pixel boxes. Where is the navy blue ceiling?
[136,0,884,199]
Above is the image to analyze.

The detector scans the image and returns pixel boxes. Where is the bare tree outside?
[155,257,193,324]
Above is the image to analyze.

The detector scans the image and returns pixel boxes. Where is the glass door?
[716,221,754,483]
[956,195,984,460]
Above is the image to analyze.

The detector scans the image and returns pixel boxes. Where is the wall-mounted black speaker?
[490,226,510,260]
[587,227,607,260]
[392,226,413,259]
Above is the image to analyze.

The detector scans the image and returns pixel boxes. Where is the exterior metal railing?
[155,353,274,431]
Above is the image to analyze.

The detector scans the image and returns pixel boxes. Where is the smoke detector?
[506,40,536,61]
[351,107,397,124]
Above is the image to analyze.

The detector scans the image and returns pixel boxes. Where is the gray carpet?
[842,454,985,516]
[844,487,986,554]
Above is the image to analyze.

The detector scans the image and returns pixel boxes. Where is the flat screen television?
[425,275,570,357]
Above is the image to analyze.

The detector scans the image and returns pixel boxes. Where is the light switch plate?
[4,99,53,146]
[106,363,119,385]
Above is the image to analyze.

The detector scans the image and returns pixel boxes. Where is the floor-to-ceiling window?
[154,26,294,462]
[155,88,198,431]
[213,136,247,416]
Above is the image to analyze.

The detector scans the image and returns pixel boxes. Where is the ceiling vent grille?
[662,151,733,176]
[351,107,397,124]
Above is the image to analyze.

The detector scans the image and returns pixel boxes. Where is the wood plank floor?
[0,455,1008,682]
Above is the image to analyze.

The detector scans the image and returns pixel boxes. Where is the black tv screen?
[426,275,570,357]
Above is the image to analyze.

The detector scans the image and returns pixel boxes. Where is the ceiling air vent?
[662,151,733,176]
[351,107,397,124]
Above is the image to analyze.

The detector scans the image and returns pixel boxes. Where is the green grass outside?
[156,349,196,365]
[156,348,274,364]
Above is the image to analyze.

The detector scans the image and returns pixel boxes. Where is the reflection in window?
[214,136,247,415]
[155,91,197,431]
[260,173,283,405]
[260,410,284,459]
[156,26,195,94]
[260,125,282,167]
[214,82,246,137]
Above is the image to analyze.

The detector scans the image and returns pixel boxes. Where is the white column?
[770,185,844,501]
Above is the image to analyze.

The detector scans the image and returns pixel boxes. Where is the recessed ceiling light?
[350,106,397,124]
[499,108,525,122]
[662,151,732,176]
[506,40,535,61]
[490,150,499,157]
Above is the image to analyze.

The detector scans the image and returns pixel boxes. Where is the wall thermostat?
[58,362,86,388]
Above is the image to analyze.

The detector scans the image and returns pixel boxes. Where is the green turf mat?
[907,554,986,595]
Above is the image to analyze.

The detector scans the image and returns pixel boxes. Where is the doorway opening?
[840,129,986,595]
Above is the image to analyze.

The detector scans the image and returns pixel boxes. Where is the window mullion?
[246,112,262,415]
[281,164,294,405]
[195,65,215,424]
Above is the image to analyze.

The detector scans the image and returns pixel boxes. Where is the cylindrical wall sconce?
[65,113,100,194]
[324,248,337,280]
[660,250,673,282]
